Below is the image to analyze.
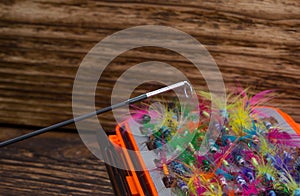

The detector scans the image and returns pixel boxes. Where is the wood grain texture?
[0,0,299,131]
[0,0,299,130]
[0,1,299,195]
[0,126,114,195]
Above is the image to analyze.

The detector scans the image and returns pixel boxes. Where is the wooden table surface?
[0,0,299,195]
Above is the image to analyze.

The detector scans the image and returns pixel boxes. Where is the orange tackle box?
[101,107,300,196]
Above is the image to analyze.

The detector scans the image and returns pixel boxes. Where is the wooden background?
[0,0,299,195]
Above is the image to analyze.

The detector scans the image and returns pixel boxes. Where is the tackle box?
[101,107,300,196]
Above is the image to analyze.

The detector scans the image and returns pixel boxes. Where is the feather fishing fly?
[134,88,300,195]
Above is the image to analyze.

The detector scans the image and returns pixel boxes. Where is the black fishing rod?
[0,81,191,147]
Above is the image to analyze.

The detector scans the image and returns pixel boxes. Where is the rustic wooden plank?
[0,126,114,195]
[0,46,298,128]
[0,0,299,131]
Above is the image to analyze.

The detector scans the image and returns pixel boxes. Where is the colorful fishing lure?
[134,89,300,196]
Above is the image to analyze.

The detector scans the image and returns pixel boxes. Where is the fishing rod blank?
[0,81,192,147]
